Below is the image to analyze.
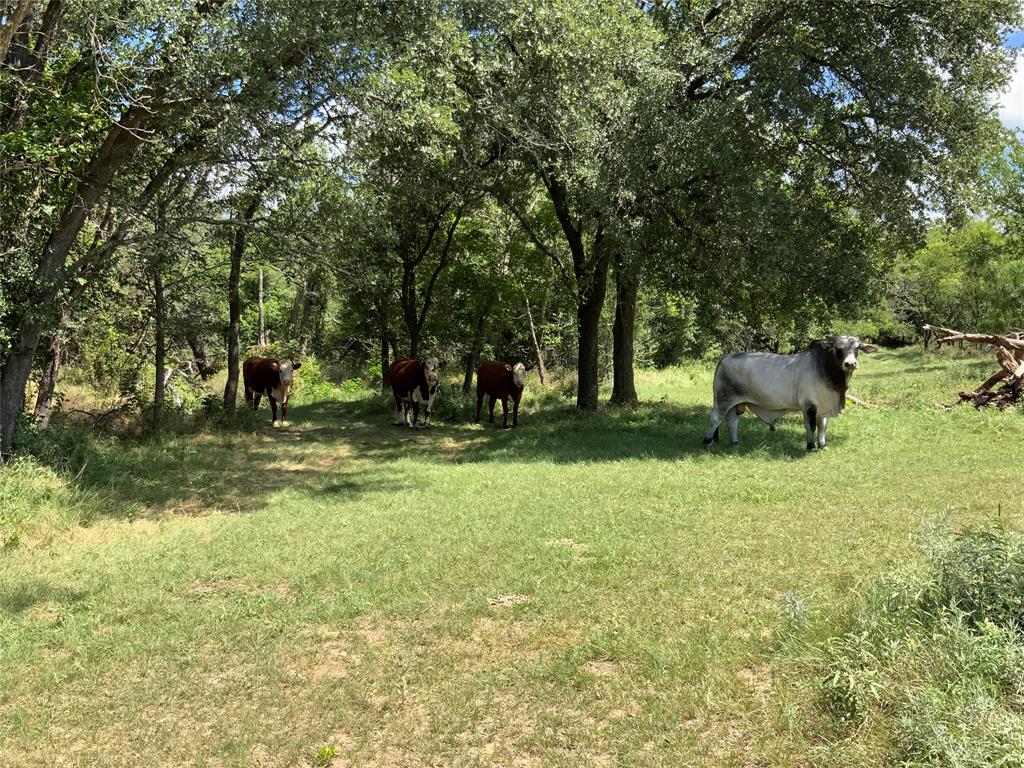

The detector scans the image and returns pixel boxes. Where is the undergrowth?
[804,526,1024,767]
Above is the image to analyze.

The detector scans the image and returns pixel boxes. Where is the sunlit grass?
[1,347,1021,766]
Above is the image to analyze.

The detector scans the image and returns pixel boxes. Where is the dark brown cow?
[389,356,442,428]
[475,361,527,428]
[243,356,302,427]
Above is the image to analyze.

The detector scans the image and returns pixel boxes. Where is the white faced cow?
[243,356,302,427]
[389,356,443,428]
[703,335,876,451]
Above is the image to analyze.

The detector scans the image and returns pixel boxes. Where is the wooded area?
[2,0,1023,454]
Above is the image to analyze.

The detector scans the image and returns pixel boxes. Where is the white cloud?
[1000,51,1024,129]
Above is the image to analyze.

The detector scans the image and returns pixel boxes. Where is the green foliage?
[834,309,917,348]
[896,220,1024,333]
[364,362,383,386]
[425,386,474,424]
[816,527,1024,766]
[314,746,337,767]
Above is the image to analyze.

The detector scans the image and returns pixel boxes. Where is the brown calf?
[475,361,527,428]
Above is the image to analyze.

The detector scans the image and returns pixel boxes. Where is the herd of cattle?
[241,334,876,450]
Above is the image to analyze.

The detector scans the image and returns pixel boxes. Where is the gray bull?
[703,336,876,451]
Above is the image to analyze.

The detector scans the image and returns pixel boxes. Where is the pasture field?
[1,348,1022,767]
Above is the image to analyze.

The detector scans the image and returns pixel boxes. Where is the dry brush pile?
[924,325,1024,409]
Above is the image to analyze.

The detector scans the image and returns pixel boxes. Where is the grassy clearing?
[1,347,1021,767]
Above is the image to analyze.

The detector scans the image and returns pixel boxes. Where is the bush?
[12,414,96,475]
[340,377,364,393]
[365,362,383,386]
[425,386,475,424]
[812,526,1024,766]
[835,310,917,348]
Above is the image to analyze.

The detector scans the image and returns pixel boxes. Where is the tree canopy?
[1,0,1021,451]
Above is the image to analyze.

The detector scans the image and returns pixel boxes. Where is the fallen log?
[923,324,1024,410]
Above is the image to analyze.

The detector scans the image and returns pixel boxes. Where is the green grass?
[1,347,1021,767]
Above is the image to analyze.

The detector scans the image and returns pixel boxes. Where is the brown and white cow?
[243,356,302,427]
[389,356,442,428]
[475,361,527,428]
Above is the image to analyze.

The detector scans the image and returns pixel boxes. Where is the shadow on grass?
[54,394,813,524]
[295,395,816,465]
[0,580,89,615]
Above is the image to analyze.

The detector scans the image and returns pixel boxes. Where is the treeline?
[2,0,1022,453]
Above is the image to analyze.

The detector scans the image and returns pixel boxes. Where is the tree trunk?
[462,307,488,394]
[33,307,68,428]
[541,173,610,411]
[0,105,159,453]
[187,331,214,380]
[524,297,547,385]
[152,267,166,428]
[257,267,267,349]
[380,329,391,392]
[298,294,313,356]
[576,256,609,410]
[0,0,37,66]
[223,194,261,413]
[287,280,305,341]
[609,256,638,406]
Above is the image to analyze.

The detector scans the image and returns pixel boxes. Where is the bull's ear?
[270,361,280,371]
[859,343,878,353]
[505,364,513,371]
[292,360,302,370]
[823,337,837,349]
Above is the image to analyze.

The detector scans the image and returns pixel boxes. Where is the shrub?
[12,414,95,475]
[812,526,1024,767]
[365,362,383,386]
[425,386,475,424]
[340,377,364,393]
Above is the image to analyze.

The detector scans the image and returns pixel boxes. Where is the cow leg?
[270,396,280,427]
[475,392,484,423]
[512,394,520,428]
[488,396,496,424]
[803,405,817,451]
[411,401,420,428]
[281,397,289,427]
[393,394,404,426]
[252,391,262,411]
[245,386,255,410]
[501,396,509,428]
[422,401,431,428]
[404,401,414,428]
[703,405,722,447]
[725,405,740,446]
[816,415,828,450]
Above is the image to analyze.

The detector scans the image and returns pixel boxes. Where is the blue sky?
[1002,29,1024,129]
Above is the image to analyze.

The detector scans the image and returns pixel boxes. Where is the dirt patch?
[24,601,61,623]
[161,499,213,517]
[679,663,778,765]
[309,645,362,681]
[583,659,620,677]
[488,593,532,609]
[737,664,773,703]
[186,576,258,597]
